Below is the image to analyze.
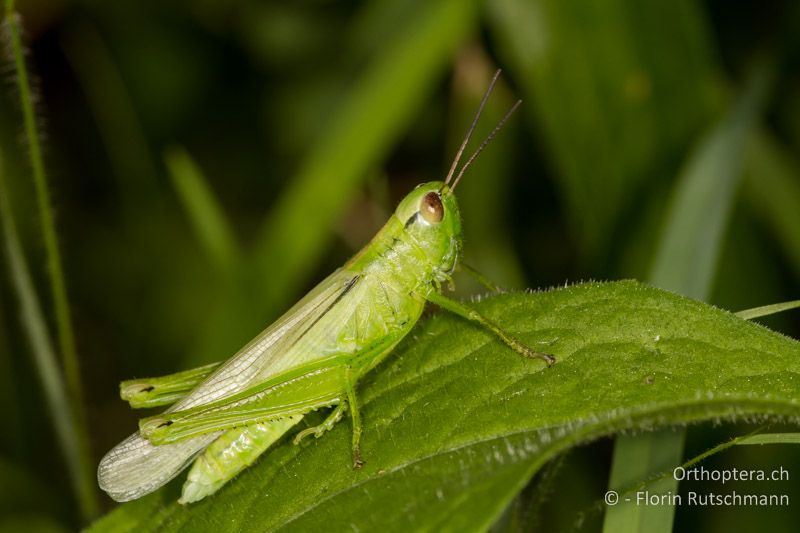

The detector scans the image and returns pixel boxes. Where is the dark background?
[0,0,798,530]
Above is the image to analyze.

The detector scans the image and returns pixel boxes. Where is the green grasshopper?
[97,70,555,504]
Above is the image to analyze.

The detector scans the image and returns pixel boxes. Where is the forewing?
[98,432,219,502]
[98,268,357,501]
[171,268,356,410]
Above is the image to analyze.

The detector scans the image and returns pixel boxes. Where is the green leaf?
[88,281,800,532]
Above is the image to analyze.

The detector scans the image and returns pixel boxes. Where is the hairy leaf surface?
[89,281,800,532]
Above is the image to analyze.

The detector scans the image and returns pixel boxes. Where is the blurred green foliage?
[0,0,798,530]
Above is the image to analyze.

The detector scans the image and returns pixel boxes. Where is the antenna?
[449,98,522,192]
[443,69,502,187]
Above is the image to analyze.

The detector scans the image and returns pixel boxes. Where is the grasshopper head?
[384,71,519,281]
[394,181,462,277]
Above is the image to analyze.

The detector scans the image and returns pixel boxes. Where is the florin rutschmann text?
[603,466,791,508]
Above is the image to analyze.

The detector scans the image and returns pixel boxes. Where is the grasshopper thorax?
[393,181,462,281]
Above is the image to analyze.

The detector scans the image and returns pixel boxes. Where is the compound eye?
[420,192,444,224]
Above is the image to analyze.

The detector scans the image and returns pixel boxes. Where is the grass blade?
[487,0,720,259]
[2,3,97,520]
[0,154,95,521]
[736,433,800,446]
[647,67,771,299]
[735,300,800,320]
[165,146,240,275]
[745,130,800,277]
